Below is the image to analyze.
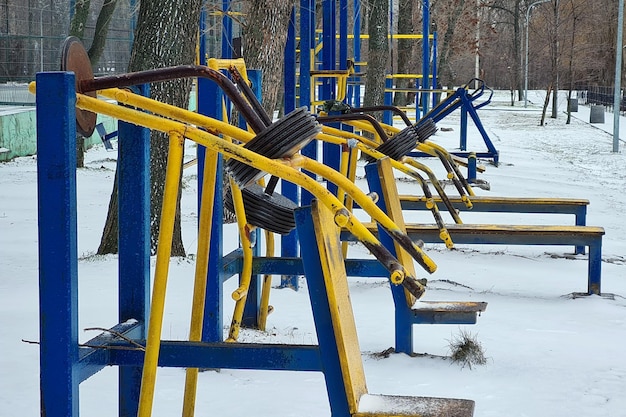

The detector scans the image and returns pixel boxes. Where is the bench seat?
[355,394,474,417]
[399,195,590,255]
[400,194,589,217]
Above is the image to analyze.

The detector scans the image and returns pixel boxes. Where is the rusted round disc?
[60,36,97,137]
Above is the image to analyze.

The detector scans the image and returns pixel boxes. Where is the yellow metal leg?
[181,149,219,417]
[258,230,275,330]
[137,132,185,417]
[226,178,255,342]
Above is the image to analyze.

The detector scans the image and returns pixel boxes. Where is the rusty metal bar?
[317,113,390,143]
[79,65,267,133]
[349,105,413,127]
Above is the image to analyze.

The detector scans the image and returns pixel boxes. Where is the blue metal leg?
[295,205,352,417]
[36,71,80,417]
[588,239,602,295]
[364,162,414,354]
[575,205,587,255]
[117,96,151,416]
[198,77,226,343]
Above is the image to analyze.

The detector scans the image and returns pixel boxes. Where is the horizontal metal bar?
[77,321,144,383]
[223,254,390,278]
[108,341,323,372]
[399,195,589,215]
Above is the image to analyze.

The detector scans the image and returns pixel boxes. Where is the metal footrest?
[411,301,487,325]
[355,394,475,417]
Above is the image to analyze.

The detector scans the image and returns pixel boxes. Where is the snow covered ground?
[1,90,625,417]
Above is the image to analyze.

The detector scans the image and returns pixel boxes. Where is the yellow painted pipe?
[73,92,429,290]
[295,155,436,274]
[227,178,255,342]
[341,145,359,258]
[98,87,454,247]
[182,149,219,417]
[137,131,185,417]
[258,230,275,330]
[98,88,255,144]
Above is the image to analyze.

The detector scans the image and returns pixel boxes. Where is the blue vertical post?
[281,13,302,289]
[299,0,313,110]
[364,162,414,354]
[460,91,468,151]
[301,0,317,208]
[431,31,438,108]
[322,0,341,196]
[421,0,430,115]
[285,10,297,113]
[467,152,477,183]
[199,25,226,341]
[339,0,348,70]
[352,0,362,107]
[36,71,80,417]
[384,77,393,125]
[118,85,151,417]
[322,0,337,99]
[222,0,233,58]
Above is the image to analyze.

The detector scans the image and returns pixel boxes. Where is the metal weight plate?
[224,184,298,235]
[225,107,321,188]
[413,118,437,142]
[364,127,421,163]
[60,36,97,137]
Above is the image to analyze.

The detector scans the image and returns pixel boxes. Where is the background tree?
[392,0,416,106]
[434,0,474,88]
[68,0,119,167]
[363,0,389,118]
[98,0,202,256]
[241,0,295,117]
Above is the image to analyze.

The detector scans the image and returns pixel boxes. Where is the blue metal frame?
[35,71,372,417]
[421,0,431,115]
[37,71,80,417]
[117,84,151,416]
[36,72,152,417]
[281,9,301,289]
[413,83,499,165]
[222,0,233,59]
[364,161,482,354]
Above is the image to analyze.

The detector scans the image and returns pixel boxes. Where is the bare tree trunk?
[550,0,559,118]
[241,0,295,118]
[393,0,414,106]
[68,0,91,169]
[363,0,389,119]
[87,0,119,65]
[97,0,202,256]
[68,0,118,168]
[69,0,91,39]
[436,0,466,87]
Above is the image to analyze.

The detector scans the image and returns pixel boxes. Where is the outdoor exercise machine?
[411,79,499,165]
[35,37,485,416]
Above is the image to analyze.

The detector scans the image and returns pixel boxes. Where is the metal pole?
[524,0,550,108]
[421,0,430,114]
[613,0,624,153]
[39,5,47,72]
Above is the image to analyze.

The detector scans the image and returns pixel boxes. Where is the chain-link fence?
[0,0,135,85]
[0,1,238,104]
